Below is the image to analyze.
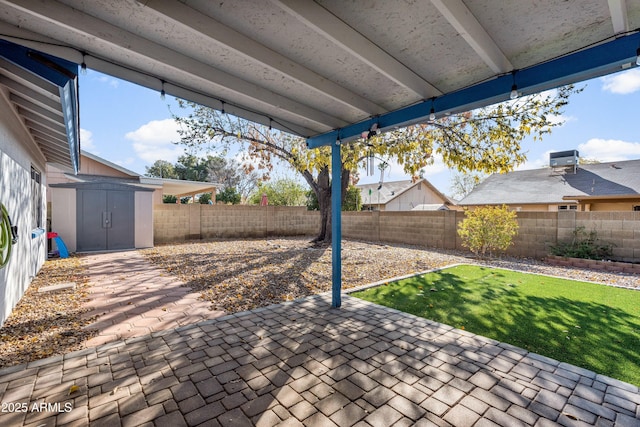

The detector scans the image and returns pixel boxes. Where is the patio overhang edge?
[0,39,80,173]
[306,32,640,149]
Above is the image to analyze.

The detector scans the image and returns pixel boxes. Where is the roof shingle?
[459,159,640,206]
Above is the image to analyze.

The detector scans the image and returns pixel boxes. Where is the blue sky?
[79,68,640,197]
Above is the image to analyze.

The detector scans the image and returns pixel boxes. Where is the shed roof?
[458,159,640,206]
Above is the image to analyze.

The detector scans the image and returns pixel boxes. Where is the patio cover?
[1,0,639,306]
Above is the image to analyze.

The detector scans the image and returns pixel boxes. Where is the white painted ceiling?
[1,0,639,148]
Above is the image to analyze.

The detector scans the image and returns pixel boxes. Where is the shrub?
[163,195,177,204]
[198,193,212,204]
[457,205,519,258]
[216,187,241,205]
[549,226,614,260]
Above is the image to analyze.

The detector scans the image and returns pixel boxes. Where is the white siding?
[385,184,445,211]
[0,94,48,326]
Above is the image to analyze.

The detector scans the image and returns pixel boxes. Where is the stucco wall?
[0,94,47,326]
[50,187,77,252]
[135,191,154,248]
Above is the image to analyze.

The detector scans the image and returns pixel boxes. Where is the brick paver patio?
[0,253,638,426]
[80,251,226,347]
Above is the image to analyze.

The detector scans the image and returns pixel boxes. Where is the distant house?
[459,158,640,212]
[356,178,454,211]
[47,151,218,252]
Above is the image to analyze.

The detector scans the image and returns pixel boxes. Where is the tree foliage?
[198,193,212,204]
[146,160,178,179]
[449,172,486,200]
[216,187,242,205]
[145,153,259,202]
[162,194,177,204]
[174,86,579,242]
[457,205,519,258]
[248,179,307,206]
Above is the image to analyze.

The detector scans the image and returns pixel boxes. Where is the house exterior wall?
[45,162,70,187]
[79,156,132,177]
[465,204,561,212]
[50,187,77,252]
[384,184,444,211]
[0,95,47,326]
[589,201,640,211]
[135,191,153,248]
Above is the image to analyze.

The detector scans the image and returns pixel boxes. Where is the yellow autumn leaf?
[68,385,80,395]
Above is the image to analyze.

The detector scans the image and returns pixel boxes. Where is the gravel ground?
[0,238,636,368]
[141,237,639,314]
[0,256,97,368]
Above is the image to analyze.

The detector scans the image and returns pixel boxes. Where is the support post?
[331,141,342,308]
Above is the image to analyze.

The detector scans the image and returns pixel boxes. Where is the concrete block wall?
[153,205,640,262]
[154,205,320,241]
[201,205,268,238]
[572,211,640,262]
[153,204,192,243]
[380,211,448,247]
[507,212,558,259]
[343,211,380,242]
[269,207,320,236]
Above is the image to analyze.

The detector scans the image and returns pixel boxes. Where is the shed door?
[77,190,134,251]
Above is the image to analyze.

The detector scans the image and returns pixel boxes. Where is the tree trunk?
[310,166,350,244]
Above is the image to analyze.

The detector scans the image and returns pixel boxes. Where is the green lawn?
[351,265,640,387]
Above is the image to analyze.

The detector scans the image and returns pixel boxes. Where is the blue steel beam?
[307,32,640,149]
[331,141,342,308]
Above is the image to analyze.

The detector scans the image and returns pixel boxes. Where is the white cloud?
[80,128,95,150]
[516,150,555,171]
[421,153,447,176]
[115,157,135,167]
[600,69,640,94]
[125,119,185,163]
[95,74,120,88]
[578,138,640,162]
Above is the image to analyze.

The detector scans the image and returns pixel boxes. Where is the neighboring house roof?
[411,204,449,211]
[458,159,640,206]
[357,178,453,207]
[63,151,219,197]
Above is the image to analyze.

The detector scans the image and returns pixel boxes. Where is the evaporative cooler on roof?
[550,150,579,173]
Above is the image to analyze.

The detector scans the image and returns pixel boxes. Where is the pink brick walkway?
[80,250,225,347]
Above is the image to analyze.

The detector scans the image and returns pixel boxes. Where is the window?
[634,206,640,211]
[31,166,42,229]
[558,205,577,211]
